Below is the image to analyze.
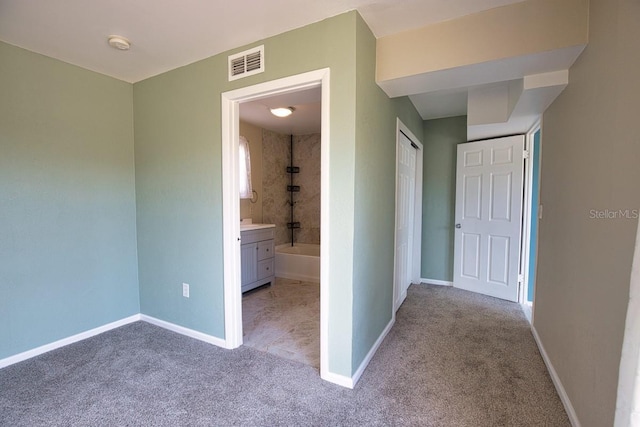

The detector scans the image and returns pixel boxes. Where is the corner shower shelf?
[287,135,301,244]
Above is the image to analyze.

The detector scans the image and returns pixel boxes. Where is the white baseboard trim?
[420,278,453,287]
[320,317,395,390]
[0,314,141,369]
[321,370,354,389]
[140,315,228,349]
[531,325,581,427]
[351,316,395,387]
[394,290,408,312]
[0,314,230,370]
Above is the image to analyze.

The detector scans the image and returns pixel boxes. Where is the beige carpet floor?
[242,278,320,368]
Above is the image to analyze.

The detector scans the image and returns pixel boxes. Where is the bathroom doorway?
[238,86,322,368]
[221,69,330,379]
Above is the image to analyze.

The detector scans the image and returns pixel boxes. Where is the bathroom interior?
[238,87,321,369]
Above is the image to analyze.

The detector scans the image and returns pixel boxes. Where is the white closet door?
[394,131,417,311]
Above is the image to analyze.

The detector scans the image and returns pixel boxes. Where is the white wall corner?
[321,370,355,389]
[531,325,582,427]
[507,79,524,117]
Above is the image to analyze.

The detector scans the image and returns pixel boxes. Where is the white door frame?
[221,69,331,379]
[520,121,542,318]
[392,118,423,315]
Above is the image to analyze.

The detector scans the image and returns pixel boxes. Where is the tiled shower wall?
[262,130,290,245]
[293,133,321,245]
[262,129,321,246]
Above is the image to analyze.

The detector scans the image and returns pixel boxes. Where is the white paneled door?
[453,135,525,302]
[394,131,417,311]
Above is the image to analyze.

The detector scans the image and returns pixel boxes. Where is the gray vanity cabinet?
[240,227,275,292]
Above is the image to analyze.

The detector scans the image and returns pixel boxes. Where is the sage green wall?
[0,42,140,359]
[351,14,424,371]
[535,0,640,425]
[420,116,467,282]
[134,12,358,376]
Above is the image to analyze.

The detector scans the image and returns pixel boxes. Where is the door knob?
[455,224,461,229]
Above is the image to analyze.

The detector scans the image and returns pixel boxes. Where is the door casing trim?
[221,68,333,382]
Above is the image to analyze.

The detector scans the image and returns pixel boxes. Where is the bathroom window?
[239,135,253,199]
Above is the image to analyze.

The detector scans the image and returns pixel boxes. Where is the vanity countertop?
[240,223,276,232]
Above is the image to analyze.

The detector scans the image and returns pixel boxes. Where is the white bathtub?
[275,243,320,283]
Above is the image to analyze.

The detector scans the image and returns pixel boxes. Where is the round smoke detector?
[108,35,131,51]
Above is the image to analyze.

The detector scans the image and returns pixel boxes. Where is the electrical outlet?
[182,283,190,298]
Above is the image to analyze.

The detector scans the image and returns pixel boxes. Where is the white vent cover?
[228,45,264,81]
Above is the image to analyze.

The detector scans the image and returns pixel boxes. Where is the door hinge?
[518,274,524,283]
[523,150,530,159]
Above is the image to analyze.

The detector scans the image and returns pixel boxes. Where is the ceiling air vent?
[228,45,264,81]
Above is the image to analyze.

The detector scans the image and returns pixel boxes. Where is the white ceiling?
[240,87,321,135]
[1,0,578,139]
[0,0,525,83]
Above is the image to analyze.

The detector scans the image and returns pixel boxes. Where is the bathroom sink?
[240,223,275,231]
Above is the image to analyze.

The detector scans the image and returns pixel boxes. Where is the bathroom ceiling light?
[270,107,294,118]
[108,35,131,51]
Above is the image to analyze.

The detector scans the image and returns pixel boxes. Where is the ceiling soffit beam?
[523,69,569,91]
[376,0,588,98]
[468,79,524,126]
[467,69,569,140]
